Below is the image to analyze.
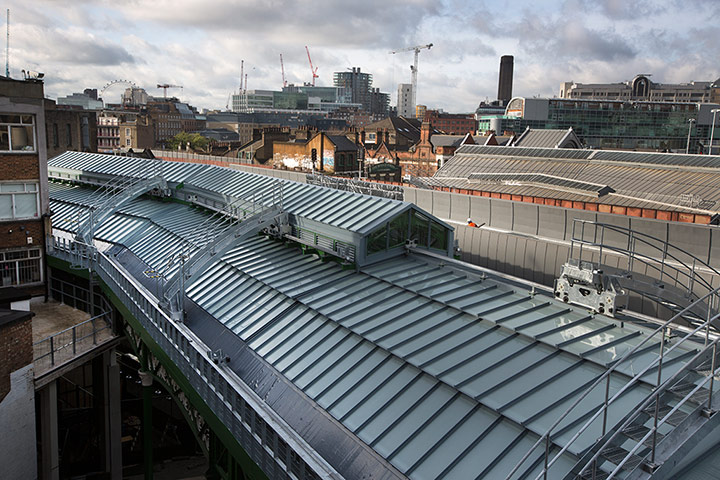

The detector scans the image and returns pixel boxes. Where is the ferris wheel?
[99,79,138,104]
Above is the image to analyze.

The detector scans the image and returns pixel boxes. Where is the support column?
[39,381,59,480]
[139,370,154,480]
[105,349,122,479]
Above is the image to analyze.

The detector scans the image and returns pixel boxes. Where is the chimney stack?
[497,55,514,104]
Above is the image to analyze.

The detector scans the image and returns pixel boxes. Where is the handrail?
[504,286,720,480]
[579,331,720,479]
[570,220,720,310]
[33,310,113,367]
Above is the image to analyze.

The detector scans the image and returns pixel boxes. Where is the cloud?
[15,26,134,67]
[512,15,636,62]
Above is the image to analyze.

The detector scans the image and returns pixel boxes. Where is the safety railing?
[161,181,285,311]
[569,219,720,321]
[33,311,114,375]
[504,286,720,480]
[48,235,338,480]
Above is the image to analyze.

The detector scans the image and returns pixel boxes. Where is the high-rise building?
[333,68,373,112]
[415,104,427,120]
[397,83,413,117]
[497,55,514,104]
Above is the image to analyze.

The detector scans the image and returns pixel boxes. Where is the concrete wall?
[230,164,308,183]
[0,364,37,479]
[407,187,720,317]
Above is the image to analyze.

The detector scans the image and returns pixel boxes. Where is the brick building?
[423,109,477,134]
[44,101,97,158]
[273,132,360,174]
[0,76,50,298]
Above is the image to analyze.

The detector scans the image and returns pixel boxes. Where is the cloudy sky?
[8,0,720,112]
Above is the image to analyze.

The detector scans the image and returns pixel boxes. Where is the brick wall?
[0,316,33,402]
[0,221,43,250]
[0,154,40,180]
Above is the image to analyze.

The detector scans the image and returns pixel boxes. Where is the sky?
[7,0,720,113]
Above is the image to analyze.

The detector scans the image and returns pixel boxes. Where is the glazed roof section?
[186,235,701,480]
[48,151,433,237]
[48,182,704,479]
[434,145,720,214]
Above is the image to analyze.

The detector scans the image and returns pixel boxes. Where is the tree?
[168,132,209,152]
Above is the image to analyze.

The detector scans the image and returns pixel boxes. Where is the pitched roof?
[327,134,359,151]
[512,128,582,148]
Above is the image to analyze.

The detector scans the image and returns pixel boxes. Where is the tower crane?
[305,46,319,87]
[389,43,433,115]
[156,83,183,99]
[280,54,287,88]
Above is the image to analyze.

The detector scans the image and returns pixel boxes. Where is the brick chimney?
[420,121,431,144]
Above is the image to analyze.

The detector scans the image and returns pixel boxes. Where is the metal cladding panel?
[49,151,432,237]
[178,235,704,476]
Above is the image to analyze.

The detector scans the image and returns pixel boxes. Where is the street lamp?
[710,109,720,155]
[687,118,696,154]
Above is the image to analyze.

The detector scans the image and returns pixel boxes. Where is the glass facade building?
[478,97,719,152]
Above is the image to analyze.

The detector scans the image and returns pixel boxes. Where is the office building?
[397,83,413,117]
[478,97,719,152]
[560,74,717,103]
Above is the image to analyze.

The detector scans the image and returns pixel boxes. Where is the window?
[66,123,73,147]
[0,114,35,152]
[125,127,131,136]
[125,138,131,146]
[53,123,59,147]
[0,183,40,220]
[0,248,42,286]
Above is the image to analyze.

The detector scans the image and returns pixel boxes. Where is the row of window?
[0,183,40,220]
[0,247,42,286]
[367,210,448,256]
[0,115,35,152]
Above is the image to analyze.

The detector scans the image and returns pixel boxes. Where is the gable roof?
[512,127,582,149]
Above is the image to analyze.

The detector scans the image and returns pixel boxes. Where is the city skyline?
[8,0,720,112]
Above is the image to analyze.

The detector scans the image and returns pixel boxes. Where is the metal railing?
[570,219,720,322]
[161,181,285,312]
[504,286,720,480]
[48,235,340,480]
[33,311,113,373]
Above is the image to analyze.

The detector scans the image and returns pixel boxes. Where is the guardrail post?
[92,317,97,345]
[543,435,549,480]
[72,326,77,354]
[602,374,610,436]
[709,343,717,411]
[651,391,660,464]
[50,336,55,366]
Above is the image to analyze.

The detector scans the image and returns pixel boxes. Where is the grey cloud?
[577,0,666,20]
[18,27,135,66]
[513,16,636,62]
[121,0,439,48]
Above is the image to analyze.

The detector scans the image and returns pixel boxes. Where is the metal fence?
[33,311,113,375]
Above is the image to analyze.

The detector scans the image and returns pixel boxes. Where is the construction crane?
[389,43,433,115]
[280,54,287,88]
[156,83,183,99]
[305,46,319,87]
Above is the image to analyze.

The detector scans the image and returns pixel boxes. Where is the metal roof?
[435,146,720,214]
[48,174,710,479]
[48,151,429,237]
[511,128,579,149]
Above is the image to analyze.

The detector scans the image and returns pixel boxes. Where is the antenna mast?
[280,54,287,88]
[5,9,9,77]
